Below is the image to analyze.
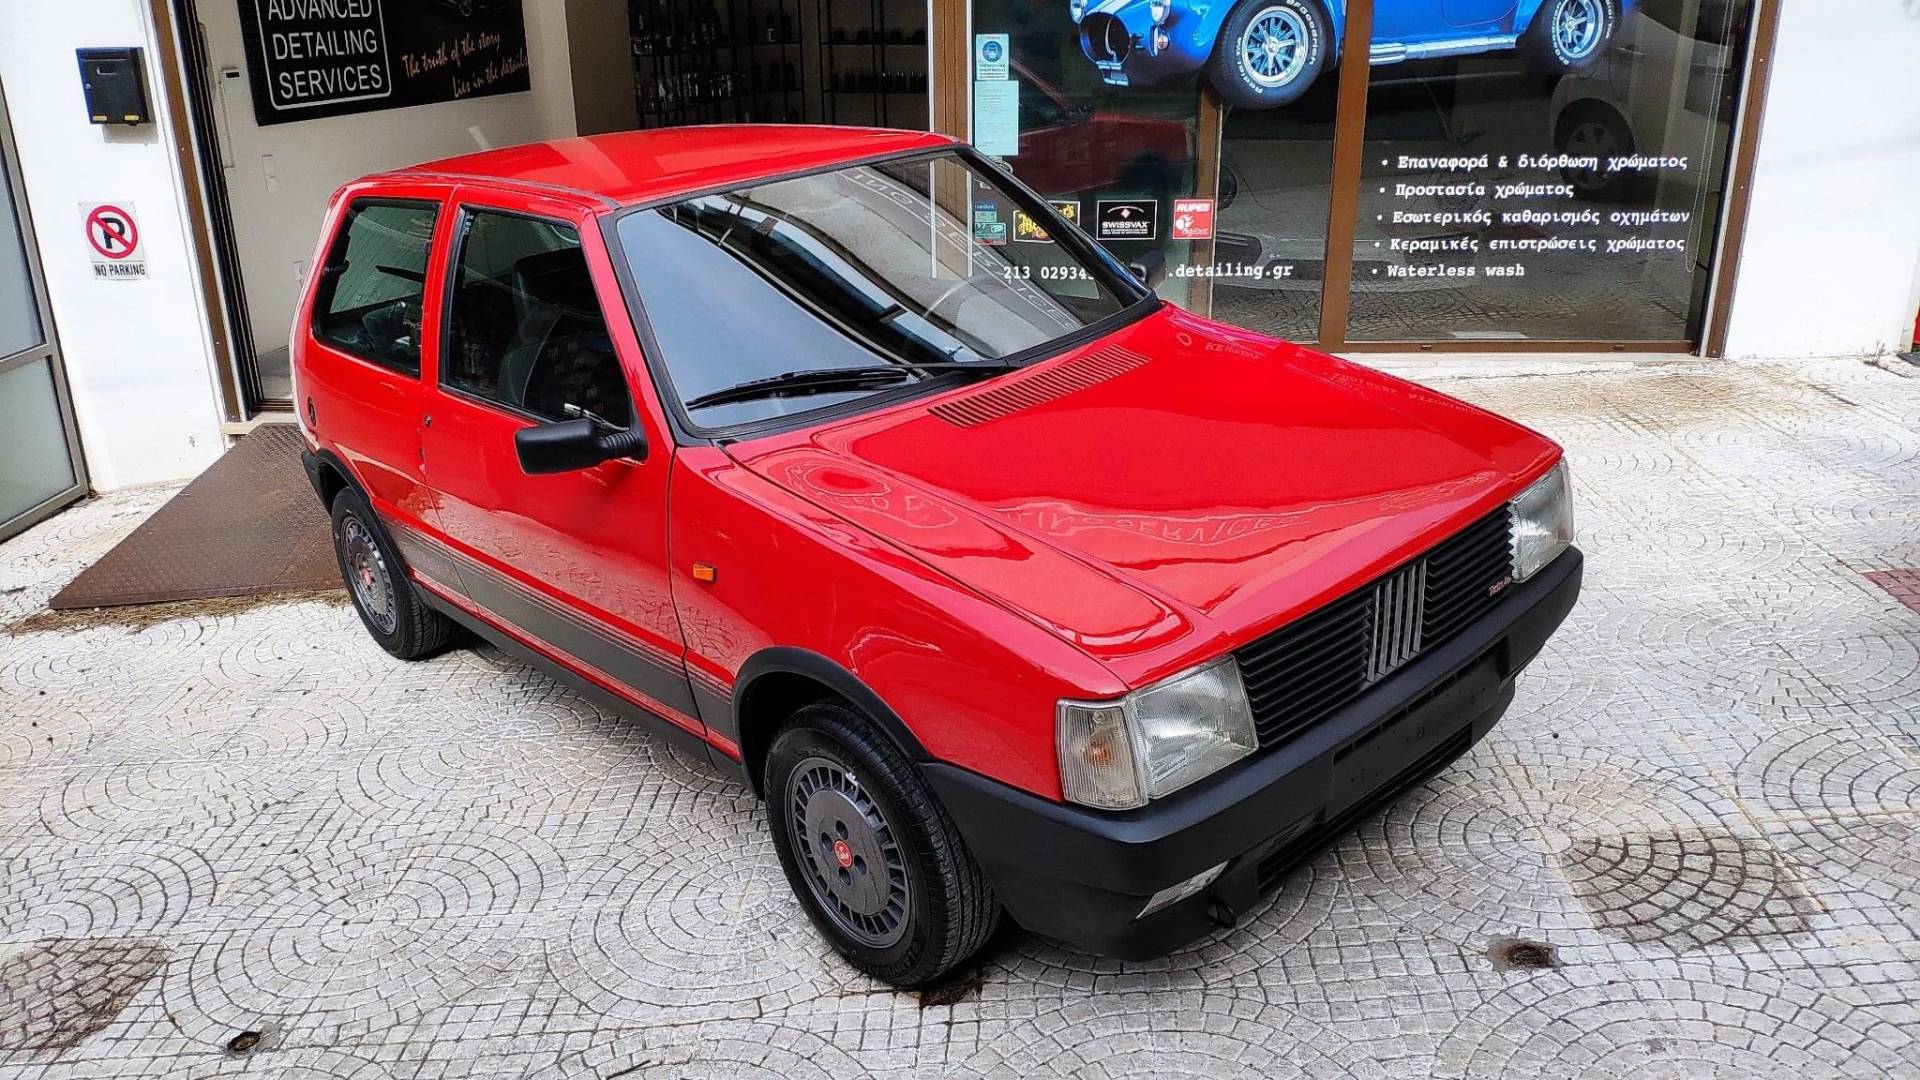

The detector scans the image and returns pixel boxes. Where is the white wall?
[1722,3,1920,359]
[0,2,226,489]
[197,0,579,360]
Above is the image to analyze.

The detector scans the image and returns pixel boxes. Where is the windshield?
[613,149,1146,431]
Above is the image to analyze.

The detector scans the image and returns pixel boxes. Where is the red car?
[294,126,1580,987]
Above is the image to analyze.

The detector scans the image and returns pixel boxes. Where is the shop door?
[0,84,87,543]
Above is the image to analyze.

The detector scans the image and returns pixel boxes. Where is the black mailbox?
[77,48,152,127]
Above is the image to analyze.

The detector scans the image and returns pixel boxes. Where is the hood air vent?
[929,345,1148,428]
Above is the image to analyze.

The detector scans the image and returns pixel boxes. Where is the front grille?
[1235,505,1513,750]
[1423,507,1516,644]
[1368,561,1425,682]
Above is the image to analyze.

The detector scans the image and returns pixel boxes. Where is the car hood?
[728,305,1560,686]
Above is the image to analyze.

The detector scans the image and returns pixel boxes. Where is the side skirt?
[420,589,754,788]
[1369,34,1520,64]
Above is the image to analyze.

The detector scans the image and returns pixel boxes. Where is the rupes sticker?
[1171,198,1215,241]
[1096,199,1158,241]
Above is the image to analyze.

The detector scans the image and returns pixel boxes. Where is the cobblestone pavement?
[4,357,1919,1078]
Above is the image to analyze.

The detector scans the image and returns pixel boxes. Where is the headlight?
[1149,0,1172,24]
[1070,0,1088,20]
[1057,657,1257,810]
[1510,460,1574,583]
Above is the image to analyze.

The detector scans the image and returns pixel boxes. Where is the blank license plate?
[1328,656,1499,813]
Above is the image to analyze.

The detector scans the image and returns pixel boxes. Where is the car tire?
[329,488,455,660]
[1556,102,1636,202]
[1218,161,1242,212]
[1207,0,1331,111]
[765,700,999,987]
[1520,0,1620,76]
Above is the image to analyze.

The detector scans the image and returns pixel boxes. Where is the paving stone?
[0,357,1916,1077]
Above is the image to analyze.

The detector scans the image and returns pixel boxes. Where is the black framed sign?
[236,0,530,126]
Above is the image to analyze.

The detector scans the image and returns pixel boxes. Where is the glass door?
[0,82,87,542]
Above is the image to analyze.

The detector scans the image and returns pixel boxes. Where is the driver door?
[418,189,698,733]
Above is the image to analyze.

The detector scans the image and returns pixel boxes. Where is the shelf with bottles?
[629,1,802,57]
[824,32,928,46]
[826,69,927,95]
[629,1,726,56]
[634,69,750,114]
[637,106,810,123]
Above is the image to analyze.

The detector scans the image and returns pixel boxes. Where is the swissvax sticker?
[1095,199,1157,241]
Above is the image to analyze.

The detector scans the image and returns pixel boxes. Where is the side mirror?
[1127,248,1167,289]
[514,417,648,475]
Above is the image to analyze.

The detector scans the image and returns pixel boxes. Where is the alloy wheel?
[786,755,910,949]
[1563,119,1619,192]
[1554,0,1605,60]
[1241,7,1311,89]
[340,516,397,636]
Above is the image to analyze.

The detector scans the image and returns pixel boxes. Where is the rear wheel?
[1206,0,1331,111]
[1520,0,1619,76]
[329,488,454,660]
[765,701,999,987]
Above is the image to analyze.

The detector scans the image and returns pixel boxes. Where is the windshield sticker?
[1097,199,1158,241]
[973,208,1007,245]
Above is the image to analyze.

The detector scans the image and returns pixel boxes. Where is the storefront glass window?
[970,0,1207,310]
[1212,74,1339,342]
[1346,0,1753,342]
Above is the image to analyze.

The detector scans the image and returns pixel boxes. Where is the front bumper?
[926,546,1582,960]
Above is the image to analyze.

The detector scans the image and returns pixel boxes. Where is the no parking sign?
[81,202,147,280]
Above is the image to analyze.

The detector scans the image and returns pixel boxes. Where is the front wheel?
[765,701,999,987]
[1206,0,1331,111]
[1520,0,1620,76]
[1557,103,1637,202]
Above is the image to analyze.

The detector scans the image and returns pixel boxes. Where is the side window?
[443,210,633,428]
[312,200,438,375]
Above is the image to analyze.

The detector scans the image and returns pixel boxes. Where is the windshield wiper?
[683,362,1014,411]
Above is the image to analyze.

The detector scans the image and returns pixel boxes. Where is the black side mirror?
[1127,248,1166,289]
[514,417,648,475]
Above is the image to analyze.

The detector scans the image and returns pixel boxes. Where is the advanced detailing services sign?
[237,0,530,126]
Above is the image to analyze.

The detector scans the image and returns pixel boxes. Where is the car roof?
[396,125,956,208]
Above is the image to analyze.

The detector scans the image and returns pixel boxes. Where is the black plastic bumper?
[925,546,1583,960]
[299,448,328,505]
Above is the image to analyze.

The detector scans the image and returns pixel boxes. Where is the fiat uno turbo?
[294,126,1581,987]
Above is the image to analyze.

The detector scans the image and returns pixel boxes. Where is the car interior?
[444,224,634,429]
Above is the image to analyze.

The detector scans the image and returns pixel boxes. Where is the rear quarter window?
[311,199,440,375]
